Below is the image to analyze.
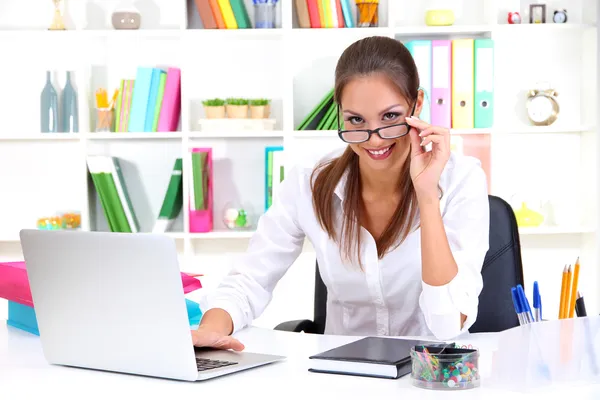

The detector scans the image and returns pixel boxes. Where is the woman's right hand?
[191,326,244,351]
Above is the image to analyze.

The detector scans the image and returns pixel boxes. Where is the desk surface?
[1,322,599,399]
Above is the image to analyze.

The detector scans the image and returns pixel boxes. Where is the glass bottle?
[61,71,79,133]
[40,71,59,133]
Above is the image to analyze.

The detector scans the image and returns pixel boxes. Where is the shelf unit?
[0,0,598,325]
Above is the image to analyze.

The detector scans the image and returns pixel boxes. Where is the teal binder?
[474,39,494,129]
[405,40,432,123]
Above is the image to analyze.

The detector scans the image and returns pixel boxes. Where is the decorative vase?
[40,71,59,133]
[226,105,248,119]
[204,105,226,119]
[61,71,79,133]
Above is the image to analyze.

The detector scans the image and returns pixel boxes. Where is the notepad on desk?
[308,337,449,379]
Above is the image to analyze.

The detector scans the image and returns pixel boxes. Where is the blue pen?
[533,281,542,322]
[517,284,534,324]
[511,287,525,325]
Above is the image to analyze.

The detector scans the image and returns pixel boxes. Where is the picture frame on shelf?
[529,4,546,24]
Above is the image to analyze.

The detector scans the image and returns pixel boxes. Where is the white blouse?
[201,150,490,340]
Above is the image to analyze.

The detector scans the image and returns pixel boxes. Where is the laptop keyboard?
[196,357,238,372]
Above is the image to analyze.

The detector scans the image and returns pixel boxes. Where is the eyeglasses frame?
[336,102,417,144]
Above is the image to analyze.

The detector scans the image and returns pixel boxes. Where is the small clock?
[553,9,567,23]
[526,88,560,126]
[508,12,521,24]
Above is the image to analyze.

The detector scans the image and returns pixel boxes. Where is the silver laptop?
[19,229,285,381]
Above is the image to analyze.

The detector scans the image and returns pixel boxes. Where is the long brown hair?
[310,36,420,267]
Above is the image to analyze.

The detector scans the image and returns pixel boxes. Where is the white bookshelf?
[0,0,597,327]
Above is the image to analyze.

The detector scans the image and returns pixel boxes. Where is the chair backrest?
[313,194,525,335]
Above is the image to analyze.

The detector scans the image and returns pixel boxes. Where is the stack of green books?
[296,88,339,131]
[87,155,140,233]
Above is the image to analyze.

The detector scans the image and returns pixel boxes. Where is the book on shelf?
[87,155,140,233]
[295,0,353,29]
[113,66,181,133]
[265,146,284,211]
[194,0,256,29]
[153,158,184,233]
[297,88,336,131]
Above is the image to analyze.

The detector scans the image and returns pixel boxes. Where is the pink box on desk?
[0,261,202,304]
[189,147,213,232]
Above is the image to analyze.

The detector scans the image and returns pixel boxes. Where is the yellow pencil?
[568,257,580,318]
[558,264,568,319]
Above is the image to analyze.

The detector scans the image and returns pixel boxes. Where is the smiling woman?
[193,36,490,349]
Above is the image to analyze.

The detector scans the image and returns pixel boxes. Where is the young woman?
[193,36,489,350]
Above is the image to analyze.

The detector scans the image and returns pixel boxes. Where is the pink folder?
[0,261,202,308]
[157,67,181,132]
[431,40,452,128]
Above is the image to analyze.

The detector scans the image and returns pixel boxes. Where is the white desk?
[1,322,599,400]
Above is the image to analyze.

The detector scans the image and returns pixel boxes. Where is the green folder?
[153,158,183,232]
[111,157,140,232]
[297,88,334,130]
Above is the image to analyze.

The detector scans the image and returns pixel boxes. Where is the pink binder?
[431,40,452,128]
[189,148,213,233]
[0,261,202,307]
[157,67,181,132]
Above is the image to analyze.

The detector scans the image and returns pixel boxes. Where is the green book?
[110,157,140,233]
[152,72,167,132]
[88,169,116,232]
[153,158,183,233]
[88,156,121,232]
[114,80,124,132]
[229,0,252,29]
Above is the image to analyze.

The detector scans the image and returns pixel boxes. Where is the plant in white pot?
[249,98,271,119]
[202,98,225,119]
[225,98,249,118]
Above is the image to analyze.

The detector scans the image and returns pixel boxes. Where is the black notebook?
[308,337,449,379]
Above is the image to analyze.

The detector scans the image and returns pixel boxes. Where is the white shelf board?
[518,226,596,235]
[188,131,284,139]
[392,25,493,36]
[188,230,255,239]
[493,125,595,134]
[0,133,80,141]
[83,132,184,140]
[492,23,596,34]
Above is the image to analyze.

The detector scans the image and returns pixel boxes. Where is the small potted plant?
[202,98,225,119]
[225,98,249,119]
[249,98,271,119]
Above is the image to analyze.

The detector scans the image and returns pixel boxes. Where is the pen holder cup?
[95,107,114,132]
[488,317,600,392]
[410,346,480,390]
[356,2,379,27]
[254,3,277,29]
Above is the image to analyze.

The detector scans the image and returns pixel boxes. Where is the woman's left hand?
[406,116,451,200]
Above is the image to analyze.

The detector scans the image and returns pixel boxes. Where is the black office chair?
[274,195,525,334]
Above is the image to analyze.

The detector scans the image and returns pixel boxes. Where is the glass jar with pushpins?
[49,0,66,30]
[356,0,379,27]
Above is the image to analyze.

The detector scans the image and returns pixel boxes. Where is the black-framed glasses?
[337,103,416,144]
